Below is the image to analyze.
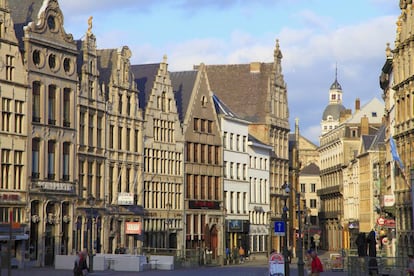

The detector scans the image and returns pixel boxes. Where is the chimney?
[250,62,261,73]
[361,115,369,135]
[355,98,360,112]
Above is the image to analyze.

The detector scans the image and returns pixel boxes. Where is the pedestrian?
[407,253,414,276]
[239,246,245,263]
[309,249,323,276]
[73,250,89,276]
[226,247,231,264]
[232,246,238,264]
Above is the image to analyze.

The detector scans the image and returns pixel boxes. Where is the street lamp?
[281,194,290,276]
[283,183,305,276]
[87,195,95,272]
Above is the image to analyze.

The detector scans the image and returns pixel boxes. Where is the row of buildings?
[3,0,414,269]
[0,0,295,268]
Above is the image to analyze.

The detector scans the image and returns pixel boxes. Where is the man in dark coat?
[366,230,378,275]
[356,232,367,257]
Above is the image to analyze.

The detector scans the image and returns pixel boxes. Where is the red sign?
[384,219,395,228]
[377,217,385,226]
[125,222,141,235]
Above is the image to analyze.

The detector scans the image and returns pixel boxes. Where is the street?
[0,262,348,276]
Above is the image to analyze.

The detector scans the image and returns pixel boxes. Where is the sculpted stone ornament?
[88,16,93,34]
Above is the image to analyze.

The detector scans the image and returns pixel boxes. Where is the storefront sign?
[0,193,20,201]
[383,195,395,207]
[125,222,141,235]
[188,200,220,210]
[37,181,73,191]
[118,192,134,205]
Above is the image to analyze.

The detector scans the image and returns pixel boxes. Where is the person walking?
[309,249,323,276]
[238,246,245,263]
[73,250,89,276]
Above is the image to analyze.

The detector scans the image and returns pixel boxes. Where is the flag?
[390,137,404,170]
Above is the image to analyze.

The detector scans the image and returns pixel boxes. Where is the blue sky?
[59,0,400,145]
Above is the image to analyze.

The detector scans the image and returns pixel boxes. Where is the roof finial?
[335,62,338,82]
[87,16,93,35]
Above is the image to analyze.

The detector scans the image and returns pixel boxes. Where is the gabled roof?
[131,63,160,110]
[97,48,117,83]
[345,97,384,124]
[170,70,198,123]
[300,162,320,175]
[203,63,275,123]
[361,135,376,152]
[9,0,45,26]
[212,93,246,121]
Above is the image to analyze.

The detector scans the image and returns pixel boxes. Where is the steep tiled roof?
[300,162,320,175]
[9,0,46,48]
[212,93,242,119]
[170,70,198,123]
[131,63,160,110]
[97,49,118,99]
[203,63,274,123]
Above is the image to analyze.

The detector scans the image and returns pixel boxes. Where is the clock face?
[47,16,56,30]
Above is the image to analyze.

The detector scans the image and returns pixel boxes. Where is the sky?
[58,0,400,145]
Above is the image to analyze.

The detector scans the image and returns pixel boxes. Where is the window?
[127,96,131,116]
[194,118,199,132]
[310,199,317,208]
[63,88,71,127]
[88,80,93,98]
[47,140,55,180]
[48,85,56,125]
[223,132,227,148]
[97,115,103,148]
[63,58,71,73]
[6,55,14,81]
[79,160,84,196]
[372,112,377,117]
[118,127,122,150]
[134,130,139,152]
[311,183,316,193]
[118,94,122,114]
[32,82,41,122]
[15,100,24,134]
[63,143,70,180]
[32,139,40,179]
[300,183,306,193]
[14,151,23,190]
[48,54,56,69]
[88,114,94,147]
[1,149,11,189]
[87,162,93,195]
[79,112,85,145]
[2,98,11,131]
[47,15,56,30]
[126,128,131,151]
[32,50,41,67]
[96,163,102,199]
[109,125,114,148]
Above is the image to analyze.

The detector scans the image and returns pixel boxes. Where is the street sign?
[274,221,285,236]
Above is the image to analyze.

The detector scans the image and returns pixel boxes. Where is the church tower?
[320,67,346,135]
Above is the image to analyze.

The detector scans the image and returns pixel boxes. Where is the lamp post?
[282,195,289,276]
[87,195,95,272]
[283,183,305,276]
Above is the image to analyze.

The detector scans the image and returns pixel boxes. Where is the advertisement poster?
[330,253,344,271]
[269,253,285,276]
